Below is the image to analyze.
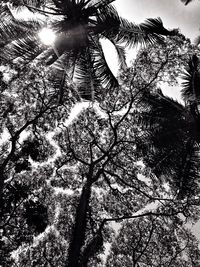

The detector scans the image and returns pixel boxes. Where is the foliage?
[119,35,200,199]
[0,0,178,100]
[0,5,200,267]
[1,76,200,266]
[107,216,200,267]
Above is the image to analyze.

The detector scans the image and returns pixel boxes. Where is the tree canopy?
[1,2,200,267]
[0,0,178,100]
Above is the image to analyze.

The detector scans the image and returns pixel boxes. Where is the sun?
[38,28,56,46]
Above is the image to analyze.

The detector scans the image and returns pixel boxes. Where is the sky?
[115,0,200,41]
[102,0,200,102]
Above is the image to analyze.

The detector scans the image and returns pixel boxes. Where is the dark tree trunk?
[67,180,92,267]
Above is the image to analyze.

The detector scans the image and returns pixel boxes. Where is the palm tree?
[0,0,178,100]
[135,55,200,199]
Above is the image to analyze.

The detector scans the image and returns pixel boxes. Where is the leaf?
[0,5,42,46]
[110,39,127,70]
[89,36,118,91]
[2,34,44,63]
[180,0,194,5]
[94,4,120,37]
[74,47,99,100]
[110,17,177,47]
[181,54,200,103]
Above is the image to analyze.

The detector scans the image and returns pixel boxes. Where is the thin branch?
[134,220,155,264]
[101,210,181,225]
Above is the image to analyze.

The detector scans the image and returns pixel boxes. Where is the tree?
[0,15,200,267]
[135,58,200,198]
[0,63,77,200]
[1,57,200,266]
[0,0,178,100]
[107,216,200,266]
[0,62,80,265]
[118,34,200,199]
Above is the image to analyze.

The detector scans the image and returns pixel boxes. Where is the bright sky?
[103,0,200,102]
[115,0,200,41]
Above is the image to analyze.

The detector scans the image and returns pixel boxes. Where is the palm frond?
[73,47,97,100]
[140,18,178,37]
[0,4,15,19]
[0,5,42,46]
[108,39,127,70]
[47,45,104,101]
[175,140,200,199]
[180,0,194,5]
[181,55,200,103]
[45,49,74,71]
[51,0,86,16]
[135,91,191,185]
[46,67,76,103]
[2,34,44,64]
[45,49,89,100]
[89,36,118,91]
[138,90,185,122]
[89,0,116,9]
[113,43,127,70]
[94,4,120,37]
[113,17,177,47]
[115,18,163,47]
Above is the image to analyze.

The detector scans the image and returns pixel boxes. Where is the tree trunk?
[67,180,92,267]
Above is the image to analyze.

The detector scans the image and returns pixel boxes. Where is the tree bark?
[67,180,92,267]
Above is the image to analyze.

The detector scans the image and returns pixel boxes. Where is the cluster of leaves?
[107,216,200,266]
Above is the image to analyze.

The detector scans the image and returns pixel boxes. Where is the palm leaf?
[180,0,194,5]
[51,0,85,17]
[74,48,96,100]
[135,90,200,199]
[89,36,118,91]
[45,48,77,70]
[175,140,200,199]
[0,5,42,47]
[117,17,178,47]
[94,4,120,37]
[0,6,27,41]
[73,46,102,100]
[140,17,178,37]
[2,34,44,64]
[46,67,78,103]
[93,0,115,6]
[181,55,200,103]
[45,48,92,100]
[135,91,190,183]
[112,41,127,70]
[137,90,185,125]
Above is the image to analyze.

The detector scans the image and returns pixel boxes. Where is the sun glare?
[38,28,56,45]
